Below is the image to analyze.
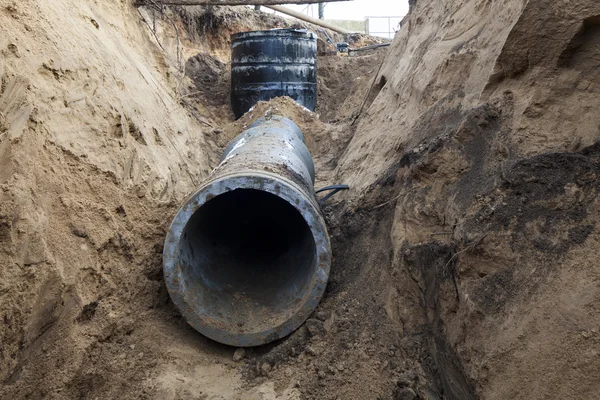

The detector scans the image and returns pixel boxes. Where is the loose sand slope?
[338,0,600,398]
[0,0,216,398]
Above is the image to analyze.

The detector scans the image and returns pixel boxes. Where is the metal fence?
[365,16,404,39]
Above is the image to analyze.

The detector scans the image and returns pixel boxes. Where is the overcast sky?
[285,0,409,21]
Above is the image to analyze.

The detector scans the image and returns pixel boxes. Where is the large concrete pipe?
[163,116,331,347]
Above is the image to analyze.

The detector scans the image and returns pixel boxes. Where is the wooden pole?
[137,0,349,5]
[264,5,350,34]
[135,0,352,34]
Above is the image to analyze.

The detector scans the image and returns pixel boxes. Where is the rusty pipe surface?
[163,116,331,347]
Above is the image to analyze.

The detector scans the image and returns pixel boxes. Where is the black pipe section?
[230,29,318,119]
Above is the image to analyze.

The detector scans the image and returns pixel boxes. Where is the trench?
[160,7,479,399]
[0,4,484,400]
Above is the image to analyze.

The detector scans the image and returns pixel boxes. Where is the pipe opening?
[179,188,317,334]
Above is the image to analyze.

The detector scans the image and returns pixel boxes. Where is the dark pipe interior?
[179,189,317,333]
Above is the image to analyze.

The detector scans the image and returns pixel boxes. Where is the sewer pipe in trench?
[163,116,331,347]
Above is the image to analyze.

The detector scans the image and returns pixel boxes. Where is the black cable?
[349,43,391,52]
[315,184,349,193]
[315,184,350,204]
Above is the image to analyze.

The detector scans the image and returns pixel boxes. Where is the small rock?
[260,362,272,376]
[323,315,335,334]
[129,344,135,350]
[70,224,88,238]
[7,43,20,58]
[233,348,246,362]
[317,370,326,379]
[115,205,127,217]
[76,301,98,322]
[316,311,330,321]
[306,346,319,356]
[396,373,415,388]
[394,388,417,400]
[305,319,324,337]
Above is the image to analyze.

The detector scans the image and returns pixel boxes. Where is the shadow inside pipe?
[179,189,317,333]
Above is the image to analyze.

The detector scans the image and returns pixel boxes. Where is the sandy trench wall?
[0,0,215,397]
[0,0,213,201]
[337,0,528,193]
[340,0,600,398]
